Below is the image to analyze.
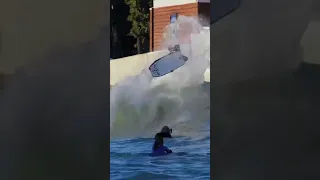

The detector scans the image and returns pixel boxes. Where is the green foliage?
[124,0,151,53]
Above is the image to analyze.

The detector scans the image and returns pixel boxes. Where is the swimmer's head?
[161,126,172,134]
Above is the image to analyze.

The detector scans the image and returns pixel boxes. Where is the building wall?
[110,50,210,85]
[153,0,198,8]
[151,3,199,50]
[150,1,210,51]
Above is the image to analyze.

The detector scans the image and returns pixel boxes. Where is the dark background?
[110,0,151,59]
[211,0,320,179]
[0,1,111,180]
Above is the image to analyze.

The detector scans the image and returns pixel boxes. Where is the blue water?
[110,132,210,180]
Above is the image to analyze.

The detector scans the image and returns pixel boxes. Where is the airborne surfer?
[149,18,200,78]
[168,44,181,54]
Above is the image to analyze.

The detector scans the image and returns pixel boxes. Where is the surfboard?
[149,49,188,78]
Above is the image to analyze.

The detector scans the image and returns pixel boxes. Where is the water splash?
[110,16,210,139]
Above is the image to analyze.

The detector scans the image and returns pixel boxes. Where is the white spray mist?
[110,16,210,139]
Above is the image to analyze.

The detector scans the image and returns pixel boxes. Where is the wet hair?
[161,126,172,133]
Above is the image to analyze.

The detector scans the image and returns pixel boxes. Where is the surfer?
[151,133,172,156]
[155,125,173,138]
[150,126,173,156]
[168,44,180,53]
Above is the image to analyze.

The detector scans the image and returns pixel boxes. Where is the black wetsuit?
[155,132,172,138]
[151,131,173,155]
[152,132,172,155]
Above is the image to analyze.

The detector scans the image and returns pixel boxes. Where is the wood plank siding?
[150,3,199,51]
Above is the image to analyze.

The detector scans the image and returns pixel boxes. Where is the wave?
[110,16,210,139]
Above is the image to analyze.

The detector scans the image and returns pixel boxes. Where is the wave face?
[110,16,210,138]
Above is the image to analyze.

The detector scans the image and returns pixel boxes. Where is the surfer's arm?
[163,133,172,138]
[165,149,172,153]
[163,146,172,153]
[157,132,172,138]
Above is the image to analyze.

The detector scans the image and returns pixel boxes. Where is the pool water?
[110,130,210,180]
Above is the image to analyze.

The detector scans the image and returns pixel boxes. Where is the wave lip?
[110,16,210,138]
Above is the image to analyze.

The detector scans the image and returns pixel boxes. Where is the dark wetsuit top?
[151,145,172,156]
[155,132,172,138]
[152,132,172,156]
[151,132,172,156]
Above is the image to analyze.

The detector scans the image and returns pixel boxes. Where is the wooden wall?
[150,3,198,50]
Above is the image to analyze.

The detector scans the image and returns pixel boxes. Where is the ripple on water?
[110,135,210,180]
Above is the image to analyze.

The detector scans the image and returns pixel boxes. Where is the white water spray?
[110,16,210,138]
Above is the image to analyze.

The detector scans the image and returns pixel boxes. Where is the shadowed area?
[0,28,110,180]
[0,0,110,179]
[213,65,320,179]
[211,0,313,84]
[212,0,320,179]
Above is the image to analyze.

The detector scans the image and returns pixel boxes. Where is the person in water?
[151,126,173,155]
[155,125,172,138]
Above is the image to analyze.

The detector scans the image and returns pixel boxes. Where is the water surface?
[110,129,210,180]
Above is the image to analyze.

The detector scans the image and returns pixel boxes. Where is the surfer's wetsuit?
[150,126,173,156]
[155,132,172,138]
[151,140,172,156]
[152,145,172,155]
[157,125,172,138]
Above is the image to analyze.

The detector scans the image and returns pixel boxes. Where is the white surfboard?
[149,50,188,77]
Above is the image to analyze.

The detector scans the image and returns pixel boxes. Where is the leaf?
[125,0,150,51]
